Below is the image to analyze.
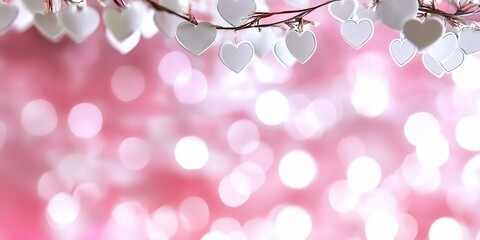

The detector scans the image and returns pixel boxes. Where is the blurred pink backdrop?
[0,0,479,239]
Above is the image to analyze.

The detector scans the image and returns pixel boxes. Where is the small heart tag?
[154,0,184,38]
[286,30,317,64]
[274,39,297,69]
[389,39,416,67]
[328,0,358,22]
[58,6,100,43]
[427,32,457,61]
[218,41,254,73]
[0,4,19,34]
[176,22,217,56]
[403,18,444,51]
[377,0,418,30]
[440,48,465,72]
[106,29,140,55]
[340,19,374,49]
[422,53,445,78]
[356,4,377,23]
[244,28,276,58]
[103,6,143,42]
[458,27,480,55]
[217,0,256,27]
[34,12,64,41]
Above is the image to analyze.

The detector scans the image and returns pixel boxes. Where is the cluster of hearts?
[1,0,480,76]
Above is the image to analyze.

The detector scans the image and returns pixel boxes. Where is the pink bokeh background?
[1,0,480,239]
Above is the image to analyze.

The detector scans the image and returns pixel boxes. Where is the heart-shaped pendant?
[218,41,254,73]
[340,19,374,49]
[440,48,465,72]
[245,28,276,58]
[58,6,100,43]
[34,12,64,41]
[176,22,217,56]
[403,18,444,51]
[0,4,19,34]
[458,27,480,55]
[274,39,297,69]
[154,0,184,38]
[328,0,358,22]
[285,30,317,64]
[106,29,140,55]
[427,32,457,61]
[377,0,418,30]
[389,39,416,67]
[103,6,143,42]
[422,53,445,78]
[217,0,256,27]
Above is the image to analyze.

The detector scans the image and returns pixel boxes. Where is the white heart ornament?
[218,41,254,73]
[340,19,374,49]
[245,28,276,58]
[377,0,418,30]
[34,12,64,41]
[217,0,256,27]
[106,29,140,54]
[21,0,44,14]
[286,30,317,64]
[422,53,445,78]
[328,0,358,22]
[440,48,465,72]
[427,32,458,61]
[389,39,416,67]
[154,0,184,38]
[11,0,33,32]
[458,27,480,55]
[403,18,444,51]
[0,4,19,34]
[176,22,217,56]
[356,4,377,23]
[103,6,143,42]
[274,39,297,69]
[58,6,100,43]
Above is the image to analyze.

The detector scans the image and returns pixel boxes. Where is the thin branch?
[145,0,340,31]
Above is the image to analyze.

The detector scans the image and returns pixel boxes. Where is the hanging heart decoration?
[422,53,445,78]
[34,12,64,41]
[0,4,19,34]
[176,22,217,56]
[340,19,374,49]
[58,6,100,43]
[402,18,444,51]
[285,30,317,64]
[427,32,458,62]
[218,41,254,73]
[328,0,358,22]
[102,6,144,42]
[458,27,480,55]
[274,39,297,69]
[389,39,416,67]
[439,48,465,72]
[376,0,419,31]
[217,0,256,27]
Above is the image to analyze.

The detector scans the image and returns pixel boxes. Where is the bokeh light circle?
[429,217,463,240]
[278,150,317,189]
[175,136,209,170]
[274,206,312,240]
[111,65,145,102]
[47,192,79,225]
[227,120,260,154]
[255,90,290,126]
[119,137,151,170]
[456,114,480,151]
[68,103,103,138]
[347,156,382,192]
[174,69,208,104]
[21,99,57,136]
[365,211,399,240]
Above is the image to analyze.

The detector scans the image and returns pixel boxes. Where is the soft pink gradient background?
[0,1,479,239]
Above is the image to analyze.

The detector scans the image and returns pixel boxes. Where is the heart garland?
[0,0,478,77]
